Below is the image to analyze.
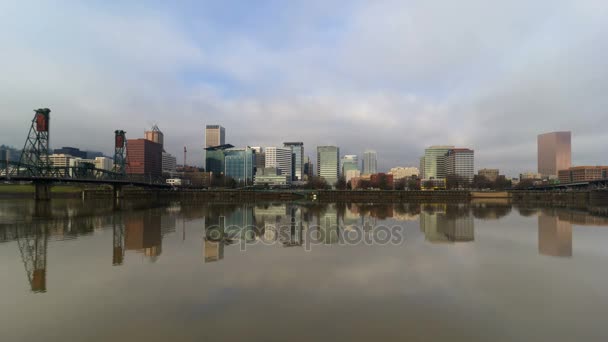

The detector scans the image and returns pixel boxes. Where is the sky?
[1,0,607,177]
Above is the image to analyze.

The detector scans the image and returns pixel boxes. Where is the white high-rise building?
[162,152,177,173]
[362,150,377,175]
[317,146,340,185]
[446,148,475,181]
[265,147,293,181]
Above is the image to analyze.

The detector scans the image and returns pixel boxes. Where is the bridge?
[531,178,608,191]
[1,108,169,199]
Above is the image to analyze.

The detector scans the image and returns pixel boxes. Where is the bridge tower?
[17,225,49,292]
[113,130,127,175]
[112,216,125,266]
[19,108,51,176]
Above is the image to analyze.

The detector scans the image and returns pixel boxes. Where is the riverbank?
[2,184,608,204]
[0,184,86,198]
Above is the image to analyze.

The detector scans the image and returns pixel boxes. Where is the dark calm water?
[2,199,608,341]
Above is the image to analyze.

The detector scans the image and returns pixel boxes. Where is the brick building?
[558,166,608,183]
[126,139,163,179]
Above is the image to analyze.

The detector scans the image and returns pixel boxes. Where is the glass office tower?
[224,147,255,184]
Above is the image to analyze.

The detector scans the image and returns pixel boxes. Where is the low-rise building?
[254,167,289,187]
[182,171,212,188]
[520,172,543,181]
[370,173,394,189]
[421,178,446,190]
[558,166,608,183]
[478,168,499,182]
[345,169,361,184]
[350,174,371,189]
[94,157,113,171]
[388,166,419,180]
[167,178,182,186]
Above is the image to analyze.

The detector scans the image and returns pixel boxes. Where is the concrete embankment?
[2,184,608,205]
[81,189,471,202]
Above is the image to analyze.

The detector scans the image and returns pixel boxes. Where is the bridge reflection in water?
[3,200,608,293]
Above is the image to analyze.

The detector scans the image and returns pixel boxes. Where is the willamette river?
[1,198,608,341]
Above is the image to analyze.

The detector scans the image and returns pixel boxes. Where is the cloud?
[1,0,607,176]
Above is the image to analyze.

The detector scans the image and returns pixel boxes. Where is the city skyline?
[1,1,607,176]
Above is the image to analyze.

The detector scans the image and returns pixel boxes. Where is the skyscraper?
[224,147,255,184]
[362,150,377,175]
[144,125,164,148]
[204,144,233,175]
[265,147,293,181]
[446,148,475,181]
[341,155,359,175]
[317,146,340,185]
[538,131,571,178]
[205,125,225,148]
[303,156,314,179]
[423,146,454,179]
[419,156,426,179]
[283,142,304,181]
[251,147,266,172]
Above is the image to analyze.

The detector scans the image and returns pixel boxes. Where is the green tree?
[306,176,329,190]
[407,177,420,190]
[335,176,347,190]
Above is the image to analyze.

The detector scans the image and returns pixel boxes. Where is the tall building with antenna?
[144,125,164,148]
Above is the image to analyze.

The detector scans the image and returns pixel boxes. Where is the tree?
[335,176,347,190]
[494,175,512,190]
[472,175,492,189]
[422,180,435,190]
[358,179,371,190]
[378,174,390,190]
[394,178,407,190]
[210,173,225,187]
[516,179,535,189]
[407,177,420,190]
[226,176,237,189]
[306,176,329,190]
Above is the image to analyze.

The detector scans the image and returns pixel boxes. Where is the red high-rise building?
[538,131,571,177]
[126,139,162,179]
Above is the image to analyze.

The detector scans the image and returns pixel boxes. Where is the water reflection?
[538,213,573,257]
[3,199,608,293]
[420,204,474,243]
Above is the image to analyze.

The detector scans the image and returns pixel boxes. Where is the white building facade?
[265,147,293,181]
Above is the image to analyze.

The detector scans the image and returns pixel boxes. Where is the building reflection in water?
[420,204,474,243]
[204,204,256,263]
[538,212,573,258]
[204,239,224,263]
[204,216,226,263]
[124,210,163,262]
[17,224,48,293]
[281,206,304,247]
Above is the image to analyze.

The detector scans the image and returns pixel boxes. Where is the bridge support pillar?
[113,184,123,199]
[34,182,51,201]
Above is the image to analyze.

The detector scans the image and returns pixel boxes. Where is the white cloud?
[1,1,607,176]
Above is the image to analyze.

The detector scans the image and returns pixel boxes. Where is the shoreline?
[1,185,607,204]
